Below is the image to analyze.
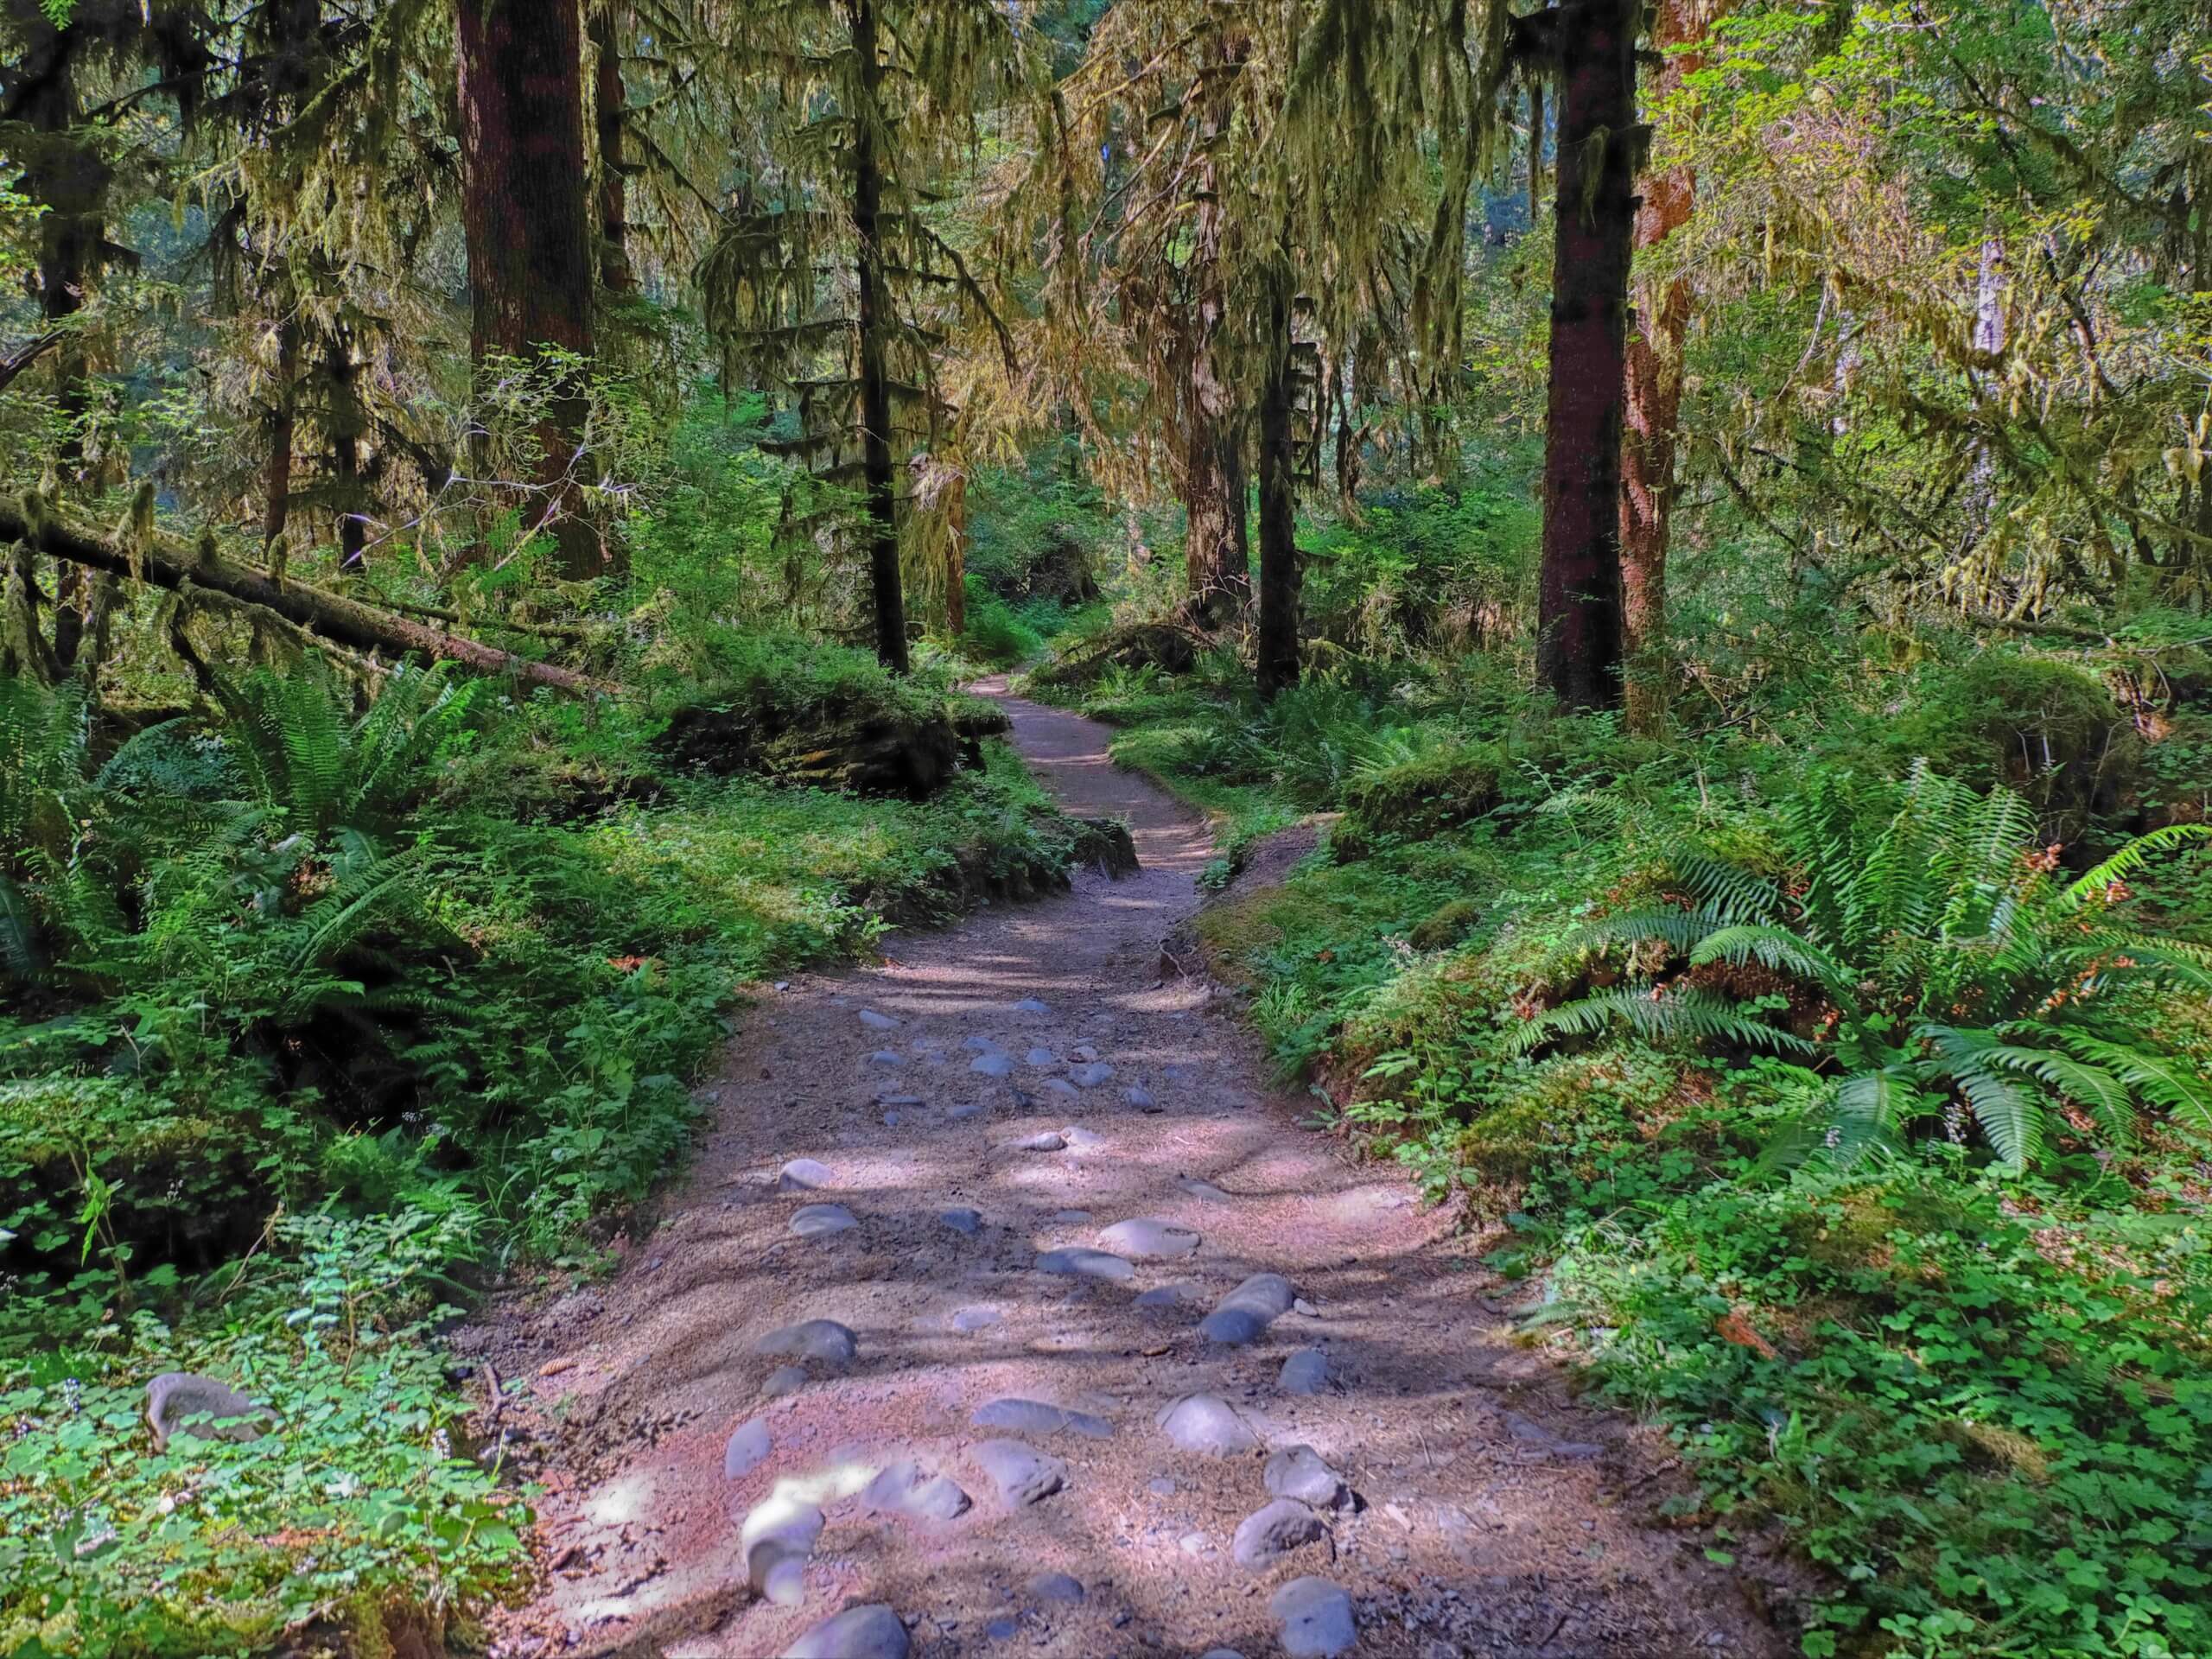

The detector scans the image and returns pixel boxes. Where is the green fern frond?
[1688,924,1857,1000]
[1920,1022,2045,1168]
[2034,1027,2212,1136]
[2063,823,2212,910]
[1512,985,1815,1057]
[1981,1043,2136,1146]
[1573,907,1720,955]
[1671,853,1783,925]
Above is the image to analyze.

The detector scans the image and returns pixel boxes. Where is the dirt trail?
[480,684,1786,1659]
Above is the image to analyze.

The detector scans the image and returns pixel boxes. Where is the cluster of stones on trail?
[715,999,1364,1659]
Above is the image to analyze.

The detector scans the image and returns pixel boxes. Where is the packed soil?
[470,683,1795,1659]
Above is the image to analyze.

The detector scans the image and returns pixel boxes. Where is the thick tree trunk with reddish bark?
[1255,257,1300,700]
[265,315,302,547]
[1180,35,1249,627]
[1535,0,1638,710]
[849,0,909,672]
[589,3,636,294]
[456,0,601,575]
[1619,0,1708,734]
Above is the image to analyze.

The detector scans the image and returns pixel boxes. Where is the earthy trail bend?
[480,683,1784,1659]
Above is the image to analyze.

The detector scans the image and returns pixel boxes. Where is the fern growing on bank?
[1517,763,2212,1167]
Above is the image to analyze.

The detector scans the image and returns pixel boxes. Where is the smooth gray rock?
[1058,1125,1107,1150]
[1035,1248,1135,1283]
[1200,1273,1294,1345]
[781,1603,910,1659]
[1135,1284,1190,1310]
[1156,1393,1260,1456]
[724,1417,772,1479]
[1272,1578,1356,1658]
[950,1305,1002,1333]
[940,1207,984,1236]
[972,1439,1067,1507]
[970,1052,1014,1077]
[1122,1084,1158,1111]
[145,1372,274,1451]
[1279,1348,1330,1395]
[790,1203,857,1238]
[1009,1131,1065,1152]
[1025,1047,1056,1066]
[1069,1063,1114,1088]
[743,1500,823,1605]
[760,1364,809,1399]
[1177,1175,1232,1202]
[1041,1077,1079,1096]
[1265,1445,1350,1510]
[1013,998,1050,1014]
[1234,1499,1326,1568]
[779,1158,836,1192]
[972,1398,1114,1440]
[1027,1571,1084,1604]
[1097,1217,1200,1260]
[868,1050,905,1067]
[859,1009,901,1031]
[964,1035,1005,1052]
[863,1459,972,1522]
[754,1319,859,1364]
[985,1618,1018,1641]
[1071,1044,1099,1062]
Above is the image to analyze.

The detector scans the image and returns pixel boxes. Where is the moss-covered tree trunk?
[850,0,910,673]
[456,0,602,576]
[589,2,636,295]
[1255,254,1300,699]
[1535,0,1638,710]
[1182,35,1249,627]
[1619,0,1707,734]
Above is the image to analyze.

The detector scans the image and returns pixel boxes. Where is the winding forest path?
[482,685,1785,1659]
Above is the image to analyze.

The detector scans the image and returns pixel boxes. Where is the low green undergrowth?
[0,644,1094,1654]
[1115,647,2212,1659]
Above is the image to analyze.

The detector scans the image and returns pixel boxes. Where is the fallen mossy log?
[0,492,609,695]
[658,699,1013,799]
[1030,620,1210,689]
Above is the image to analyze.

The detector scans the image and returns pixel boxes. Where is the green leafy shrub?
[1522,763,2212,1168]
[1338,741,1504,857]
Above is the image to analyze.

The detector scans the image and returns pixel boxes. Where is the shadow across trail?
[481,686,1789,1659]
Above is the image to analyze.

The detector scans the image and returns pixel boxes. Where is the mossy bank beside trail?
[0,634,1111,1656]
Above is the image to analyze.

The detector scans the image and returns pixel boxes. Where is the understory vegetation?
[1034,619,2212,1657]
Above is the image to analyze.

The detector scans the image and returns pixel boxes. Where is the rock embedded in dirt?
[1200,1273,1294,1345]
[1034,1247,1135,1282]
[940,1207,984,1236]
[144,1371,276,1451]
[724,1417,772,1479]
[1233,1499,1327,1568]
[972,1398,1115,1440]
[1279,1349,1330,1395]
[947,1102,983,1121]
[1122,1084,1158,1110]
[972,1438,1068,1507]
[1058,1125,1107,1150]
[1008,1131,1065,1152]
[1097,1217,1200,1260]
[1041,1077,1078,1096]
[780,1602,911,1659]
[1068,1063,1114,1088]
[1156,1393,1260,1456]
[1025,1047,1056,1066]
[754,1319,859,1364]
[1265,1446,1350,1510]
[742,1499,824,1605]
[1027,1571,1085,1604]
[790,1203,858,1238]
[1134,1284,1190,1310]
[970,1052,1014,1078]
[760,1364,809,1399]
[950,1305,1002,1332]
[859,1009,901,1032]
[1013,998,1049,1014]
[1176,1175,1232,1203]
[1271,1577,1357,1658]
[779,1158,837,1192]
[863,1459,973,1522]
[1503,1411,1605,1460]
[868,1050,905,1068]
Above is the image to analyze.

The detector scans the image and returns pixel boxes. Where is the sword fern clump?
[1516,762,2212,1169]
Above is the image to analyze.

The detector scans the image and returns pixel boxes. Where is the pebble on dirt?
[1271,1576,1357,1658]
[1199,1271,1294,1344]
[779,1602,910,1659]
[1279,1347,1331,1394]
[1096,1217,1200,1259]
[753,1319,858,1364]
[1034,1247,1135,1281]
[1233,1498,1328,1568]
[724,1416,772,1479]
[971,1438,1068,1507]
[1155,1393,1261,1455]
[789,1202,857,1237]
[1265,1445,1351,1510]
[972,1398,1115,1440]
[778,1158,836,1192]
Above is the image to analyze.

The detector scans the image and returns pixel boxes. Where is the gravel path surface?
[478,683,1789,1659]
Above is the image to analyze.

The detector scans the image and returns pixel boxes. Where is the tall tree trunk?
[1535,0,1638,710]
[588,2,636,294]
[1255,255,1300,700]
[1528,78,1546,220]
[850,0,910,673]
[1618,0,1707,734]
[327,333,368,571]
[1181,33,1249,626]
[265,313,302,547]
[455,0,602,576]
